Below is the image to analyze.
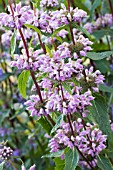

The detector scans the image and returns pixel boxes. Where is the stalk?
[8,0,55,126]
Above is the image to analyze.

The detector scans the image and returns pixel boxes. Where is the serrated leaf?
[64,148,79,170]
[99,84,113,93]
[87,51,113,60]
[89,94,113,148]
[97,155,113,170]
[62,82,72,95]
[37,116,52,134]
[0,162,5,170]
[42,150,64,158]
[24,24,42,36]
[51,114,64,134]
[11,29,16,56]
[18,70,30,98]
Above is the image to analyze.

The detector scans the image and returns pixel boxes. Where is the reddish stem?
[37,34,46,54]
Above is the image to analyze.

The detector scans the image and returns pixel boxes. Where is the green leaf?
[87,51,113,60]
[45,45,52,57]
[0,162,5,170]
[37,116,52,134]
[62,82,72,95]
[97,155,113,170]
[72,23,93,40]
[93,29,113,40]
[36,73,48,82]
[51,114,64,134]
[42,150,64,158]
[95,59,110,74]
[18,70,30,98]
[74,0,89,14]
[56,36,63,43]
[24,24,42,36]
[89,94,113,148]
[99,84,113,93]
[52,25,68,37]
[90,0,101,19]
[11,29,16,56]
[64,148,79,170]
[54,157,65,170]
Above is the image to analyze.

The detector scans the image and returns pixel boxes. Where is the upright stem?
[37,34,46,54]
[108,0,113,17]
[68,0,75,45]
[68,0,71,11]
[8,0,14,16]
[8,1,55,126]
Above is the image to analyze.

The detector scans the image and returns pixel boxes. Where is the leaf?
[90,0,101,19]
[11,29,16,56]
[18,70,30,98]
[87,51,113,60]
[37,116,52,134]
[24,24,42,36]
[72,23,93,40]
[52,25,68,37]
[0,109,10,124]
[64,148,79,170]
[36,73,48,82]
[95,59,110,74]
[42,150,64,158]
[93,29,113,40]
[74,0,89,14]
[45,45,52,57]
[99,84,113,93]
[97,155,113,170]
[51,114,64,134]
[54,157,65,170]
[89,94,113,148]
[0,162,5,170]
[62,82,72,95]
[56,36,63,43]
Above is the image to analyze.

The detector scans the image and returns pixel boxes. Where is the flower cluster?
[84,14,113,33]
[48,119,107,167]
[0,3,33,29]
[0,146,13,160]
[40,0,59,7]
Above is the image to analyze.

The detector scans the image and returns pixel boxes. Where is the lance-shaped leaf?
[42,150,64,158]
[89,94,113,148]
[97,155,113,170]
[54,157,65,170]
[64,148,79,170]
[24,24,42,36]
[11,29,17,56]
[18,70,30,98]
[51,114,65,134]
[87,51,113,60]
